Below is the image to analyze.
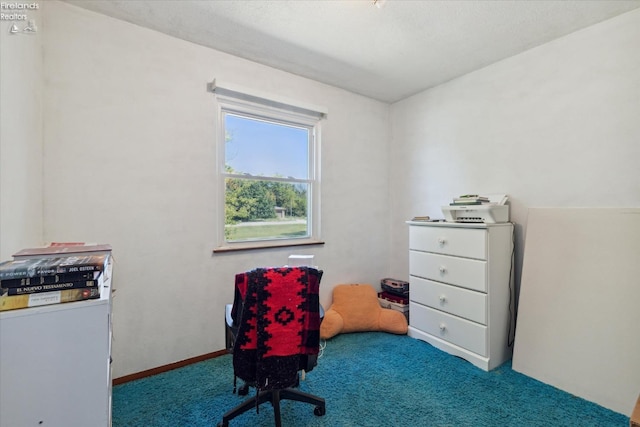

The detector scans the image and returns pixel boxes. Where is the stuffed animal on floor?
[320,284,408,340]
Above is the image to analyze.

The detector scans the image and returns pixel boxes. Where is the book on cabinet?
[2,276,102,296]
[0,286,102,312]
[0,270,100,288]
[0,254,108,280]
[12,243,112,258]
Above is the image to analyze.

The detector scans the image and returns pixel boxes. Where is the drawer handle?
[439,323,447,332]
[439,266,447,274]
[439,295,447,304]
[437,237,446,245]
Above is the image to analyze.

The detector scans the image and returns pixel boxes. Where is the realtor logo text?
[1,2,38,21]
[1,2,39,9]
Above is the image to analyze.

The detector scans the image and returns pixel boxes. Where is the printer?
[441,194,509,224]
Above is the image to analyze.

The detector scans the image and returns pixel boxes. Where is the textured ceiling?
[63,0,640,103]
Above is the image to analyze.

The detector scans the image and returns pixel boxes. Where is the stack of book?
[0,248,111,312]
[377,278,410,321]
[450,194,491,205]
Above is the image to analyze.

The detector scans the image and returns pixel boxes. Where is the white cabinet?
[0,266,113,427]
[407,221,514,371]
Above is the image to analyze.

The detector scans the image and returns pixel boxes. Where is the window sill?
[213,239,325,254]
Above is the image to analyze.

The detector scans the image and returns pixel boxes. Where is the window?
[211,83,324,251]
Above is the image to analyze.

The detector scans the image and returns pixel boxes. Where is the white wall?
[41,1,390,378]
[0,9,43,260]
[389,9,640,292]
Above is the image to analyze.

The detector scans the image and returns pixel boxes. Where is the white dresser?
[407,221,514,371]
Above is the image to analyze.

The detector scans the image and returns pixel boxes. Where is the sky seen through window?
[225,114,309,179]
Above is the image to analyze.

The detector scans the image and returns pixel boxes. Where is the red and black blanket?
[232,266,322,391]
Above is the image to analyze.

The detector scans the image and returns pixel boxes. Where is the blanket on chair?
[232,266,322,391]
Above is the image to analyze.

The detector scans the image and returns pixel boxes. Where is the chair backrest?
[231,266,322,391]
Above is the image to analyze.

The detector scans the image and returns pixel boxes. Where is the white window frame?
[210,82,325,252]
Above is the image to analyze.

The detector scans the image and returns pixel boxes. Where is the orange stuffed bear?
[320,284,408,340]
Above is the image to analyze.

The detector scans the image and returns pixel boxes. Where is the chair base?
[218,387,326,427]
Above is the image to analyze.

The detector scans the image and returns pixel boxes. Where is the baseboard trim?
[112,349,229,386]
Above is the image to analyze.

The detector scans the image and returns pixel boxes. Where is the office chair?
[218,267,326,427]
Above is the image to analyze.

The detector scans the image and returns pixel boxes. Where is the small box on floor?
[378,288,409,322]
[380,278,409,296]
[378,291,408,305]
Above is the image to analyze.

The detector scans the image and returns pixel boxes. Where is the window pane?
[224,113,309,179]
[224,177,309,242]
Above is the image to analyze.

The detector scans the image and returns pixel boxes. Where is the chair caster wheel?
[238,383,249,396]
[217,422,228,427]
[314,406,326,416]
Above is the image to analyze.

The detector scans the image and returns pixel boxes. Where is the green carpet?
[112,332,628,426]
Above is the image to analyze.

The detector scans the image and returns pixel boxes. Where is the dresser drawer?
[410,302,487,356]
[409,226,487,260]
[410,251,487,292]
[410,276,487,324]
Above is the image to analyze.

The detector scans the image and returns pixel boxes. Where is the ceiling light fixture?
[373,0,387,9]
